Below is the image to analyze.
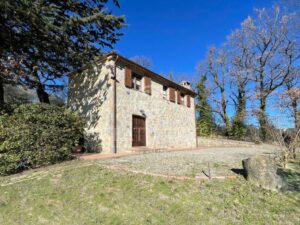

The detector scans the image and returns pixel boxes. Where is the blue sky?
[105,0,297,128]
[109,0,274,81]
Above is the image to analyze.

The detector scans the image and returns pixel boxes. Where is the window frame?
[163,85,168,100]
[131,72,143,91]
[180,93,185,106]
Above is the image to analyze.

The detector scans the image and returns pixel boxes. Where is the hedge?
[0,104,84,175]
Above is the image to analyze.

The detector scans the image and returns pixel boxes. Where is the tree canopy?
[0,0,125,104]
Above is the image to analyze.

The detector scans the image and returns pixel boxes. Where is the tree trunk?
[232,87,247,138]
[224,115,231,136]
[0,77,4,106]
[221,88,230,135]
[236,87,247,120]
[36,83,50,103]
[291,98,298,159]
[259,96,267,141]
[291,98,299,130]
[32,70,50,104]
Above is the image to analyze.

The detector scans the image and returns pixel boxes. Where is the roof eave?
[69,52,197,97]
[107,53,197,97]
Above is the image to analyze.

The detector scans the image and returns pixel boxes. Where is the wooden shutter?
[144,77,151,95]
[169,88,175,102]
[125,67,132,88]
[177,91,181,105]
[187,95,191,107]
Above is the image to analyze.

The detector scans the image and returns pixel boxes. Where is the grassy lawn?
[0,157,299,225]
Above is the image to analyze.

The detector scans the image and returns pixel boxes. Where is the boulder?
[242,155,285,191]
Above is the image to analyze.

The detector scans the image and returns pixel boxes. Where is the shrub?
[0,104,84,175]
[0,103,15,115]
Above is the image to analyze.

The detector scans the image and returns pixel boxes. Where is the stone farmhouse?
[68,52,197,153]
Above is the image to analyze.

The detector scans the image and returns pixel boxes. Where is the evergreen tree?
[230,86,247,139]
[229,66,248,139]
[0,0,125,104]
[196,74,214,136]
[231,114,247,139]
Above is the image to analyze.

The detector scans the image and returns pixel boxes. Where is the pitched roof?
[70,52,197,97]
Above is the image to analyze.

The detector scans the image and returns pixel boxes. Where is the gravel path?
[100,145,280,177]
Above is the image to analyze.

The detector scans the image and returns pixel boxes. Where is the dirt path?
[99,145,280,177]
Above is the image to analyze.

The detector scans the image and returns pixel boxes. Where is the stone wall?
[68,58,197,153]
[197,137,259,148]
[115,63,197,151]
[68,59,115,152]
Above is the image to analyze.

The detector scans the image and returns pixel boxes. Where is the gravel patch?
[99,145,280,177]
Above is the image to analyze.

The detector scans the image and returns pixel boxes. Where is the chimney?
[180,81,191,90]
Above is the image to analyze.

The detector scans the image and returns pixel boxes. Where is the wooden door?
[132,115,146,147]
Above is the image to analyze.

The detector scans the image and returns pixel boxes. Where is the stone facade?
[115,63,197,151]
[68,55,197,153]
[68,59,114,152]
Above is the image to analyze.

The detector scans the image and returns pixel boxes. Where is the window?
[180,93,185,105]
[163,86,168,99]
[132,73,142,91]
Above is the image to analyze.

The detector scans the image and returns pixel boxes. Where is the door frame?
[132,114,146,147]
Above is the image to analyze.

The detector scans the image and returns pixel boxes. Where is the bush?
[0,104,84,175]
[0,103,15,115]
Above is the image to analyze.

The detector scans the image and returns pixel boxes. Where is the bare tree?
[196,4,300,141]
[280,0,300,34]
[130,55,153,69]
[280,84,300,130]
[237,6,300,140]
[167,71,174,81]
[227,27,254,137]
[201,47,231,135]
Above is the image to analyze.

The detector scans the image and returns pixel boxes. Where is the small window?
[163,86,168,99]
[132,73,142,91]
[180,93,185,105]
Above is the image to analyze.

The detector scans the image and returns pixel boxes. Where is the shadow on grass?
[231,157,300,192]
[277,167,300,192]
[231,168,246,178]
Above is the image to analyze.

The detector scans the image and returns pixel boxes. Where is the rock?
[242,155,285,191]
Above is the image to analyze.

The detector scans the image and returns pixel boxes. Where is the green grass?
[0,158,299,225]
[278,157,300,192]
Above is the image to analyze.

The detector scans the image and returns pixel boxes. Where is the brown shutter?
[144,77,151,95]
[169,88,175,102]
[187,95,191,107]
[177,91,181,105]
[125,67,132,88]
